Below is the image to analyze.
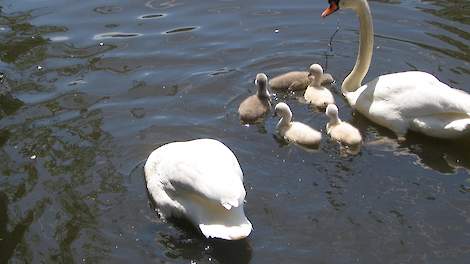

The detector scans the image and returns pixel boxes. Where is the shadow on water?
[352,112,470,173]
[399,132,470,174]
[158,217,252,264]
[144,185,252,264]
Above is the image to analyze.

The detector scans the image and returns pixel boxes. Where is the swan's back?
[347,71,470,138]
[354,71,470,116]
[144,139,252,240]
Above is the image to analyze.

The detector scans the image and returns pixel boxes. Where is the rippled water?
[1,0,469,263]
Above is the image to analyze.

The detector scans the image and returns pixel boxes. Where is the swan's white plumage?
[275,102,322,147]
[346,70,470,139]
[324,0,470,139]
[144,139,252,240]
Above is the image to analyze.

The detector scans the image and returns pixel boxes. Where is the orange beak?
[321,2,339,17]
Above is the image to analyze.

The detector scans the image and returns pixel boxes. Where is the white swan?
[321,0,470,139]
[238,73,271,123]
[304,64,335,109]
[144,139,252,240]
[274,102,322,147]
[269,64,334,91]
[326,104,362,146]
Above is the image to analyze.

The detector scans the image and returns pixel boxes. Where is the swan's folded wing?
[373,72,470,116]
[168,160,245,208]
[146,139,246,210]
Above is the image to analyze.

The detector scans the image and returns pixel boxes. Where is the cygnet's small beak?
[273,111,278,117]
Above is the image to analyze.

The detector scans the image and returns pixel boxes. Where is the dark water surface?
[1,0,470,263]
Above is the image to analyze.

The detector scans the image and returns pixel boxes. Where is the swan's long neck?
[342,0,374,93]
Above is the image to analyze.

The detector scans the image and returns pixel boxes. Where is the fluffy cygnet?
[238,73,271,123]
[269,64,334,91]
[274,102,322,147]
[326,104,362,146]
[304,64,335,109]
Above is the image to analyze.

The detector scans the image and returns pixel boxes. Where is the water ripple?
[164,27,198,34]
[138,13,166,20]
[94,6,123,15]
[93,32,143,40]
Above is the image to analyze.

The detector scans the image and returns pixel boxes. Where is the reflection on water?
[0,105,122,261]
[419,0,470,24]
[0,0,469,263]
[0,73,23,117]
[352,112,470,174]
[157,217,252,264]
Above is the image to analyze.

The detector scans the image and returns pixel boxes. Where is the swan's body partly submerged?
[269,64,334,91]
[275,102,322,147]
[304,64,335,109]
[322,0,470,139]
[144,139,252,240]
[238,73,271,123]
[326,104,362,146]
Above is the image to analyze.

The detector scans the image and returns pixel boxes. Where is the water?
[1,0,469,263]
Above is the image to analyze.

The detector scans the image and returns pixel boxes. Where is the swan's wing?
[368,72,470,116]
[149,139,246,209]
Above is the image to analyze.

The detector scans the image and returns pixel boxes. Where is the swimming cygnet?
[144,139,252,240]
[269,64,334,91]
[238,73,271,123]
[304,64,335,109]
[326,104,362,147]
[274,102,322,147]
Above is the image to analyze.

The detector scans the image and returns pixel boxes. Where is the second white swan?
[321,0,470,139]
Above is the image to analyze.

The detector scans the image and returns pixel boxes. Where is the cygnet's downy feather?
[326,104,362,146]
[274,102,322,147]
[269,64,334,91]
[239,73,271,123]
[304,64,335,109]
